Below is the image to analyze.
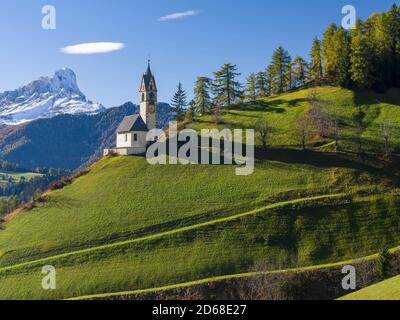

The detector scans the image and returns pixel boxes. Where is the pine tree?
[292,56,307,87]
[255,72,268,97]
[185,101,195,122]
[194,77,212,115]
[334,27,351,88]
[322,23,338,81]
[245,73,257,102]
[171,82,188,120]
[397,5,400,86]
[213,63,243,107]
[385,4,400,87]
[266,65,274,96]
[371,7,400,88]
[286,61,294,91]
[350,20,373,89]
[310,37,324,81]
[270,47,292,93]
[364,14,382,90]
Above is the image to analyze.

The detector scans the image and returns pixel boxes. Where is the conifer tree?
[255,72,268,97]
[194,77,212,115]
[245,73,257,102]
[270,47,291,93]
[292,56,307,87]
[385,4,400,87]
[286,61,294,91]
[185,101,195,122]
[213,63,243,107]
[310,37,324,81]
[334,27,352,88]
[322,23,338,81]
[350,21,373,89]
[171,82,188,120]
[266,65,274,95]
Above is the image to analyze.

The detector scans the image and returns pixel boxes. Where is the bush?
[373,248,392,280]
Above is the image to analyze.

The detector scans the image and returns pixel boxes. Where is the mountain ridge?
[0,68,104,125]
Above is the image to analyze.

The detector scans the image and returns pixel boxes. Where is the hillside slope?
[0,86,399,300]
[340,275,400,300]
[188,86,400,153]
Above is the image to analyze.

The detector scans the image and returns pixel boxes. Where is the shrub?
[373,248,392,280]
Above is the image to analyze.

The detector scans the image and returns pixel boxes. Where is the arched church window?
[142,93,145,102]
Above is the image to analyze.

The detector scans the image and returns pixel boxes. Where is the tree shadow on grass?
[230,99,307,113]
[255,147,399,182]
[353,88,400,106]
[230,100,287,113]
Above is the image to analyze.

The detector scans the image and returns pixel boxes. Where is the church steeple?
[146,59,152,76]
[139,61,157,131]
[140,60,157,92]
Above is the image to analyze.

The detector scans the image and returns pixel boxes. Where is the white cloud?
[158,10,200,22]
[61,42,125,55]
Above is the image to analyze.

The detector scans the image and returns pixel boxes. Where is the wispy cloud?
[61,42,125,55]
[158,10,200,22]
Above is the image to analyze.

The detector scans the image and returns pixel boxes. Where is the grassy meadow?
[340,275,400,300]
[188,86,400,152]
[0,86,399,299]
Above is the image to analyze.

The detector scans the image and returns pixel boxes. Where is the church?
[104,62,157,156]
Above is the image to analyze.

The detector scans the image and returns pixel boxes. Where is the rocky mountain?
[0,102,173,170]
[0,68,104,125]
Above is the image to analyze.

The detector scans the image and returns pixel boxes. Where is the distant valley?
[0,102,172,170]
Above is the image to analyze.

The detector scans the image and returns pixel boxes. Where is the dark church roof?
[141,61,157,91]
[117,115,148,133]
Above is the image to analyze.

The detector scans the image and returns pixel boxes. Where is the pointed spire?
[146,59,152,76]
[140,59,157,92]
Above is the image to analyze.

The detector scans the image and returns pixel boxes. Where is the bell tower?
[139,60,157,131]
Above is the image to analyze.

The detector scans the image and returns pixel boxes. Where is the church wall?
[116,132,147,149]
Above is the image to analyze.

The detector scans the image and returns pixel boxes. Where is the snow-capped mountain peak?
[50,68,81,93]
[0,68,105,125]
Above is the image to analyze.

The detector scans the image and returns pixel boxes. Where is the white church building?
[104,62,158,156]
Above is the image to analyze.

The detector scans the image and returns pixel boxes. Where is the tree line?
[0,160,61,175]
[170,63,244,120]
[169,4,400,119]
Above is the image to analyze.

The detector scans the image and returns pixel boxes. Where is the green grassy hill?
[0,86,399,300]
[340,275,400,300]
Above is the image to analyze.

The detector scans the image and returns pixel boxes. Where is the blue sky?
[0,0,399,107]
